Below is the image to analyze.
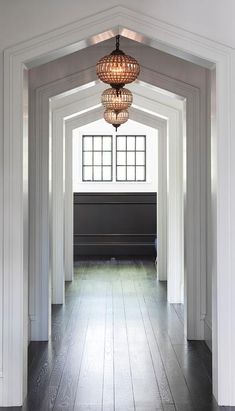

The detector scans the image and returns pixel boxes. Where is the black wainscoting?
[73,192,157,258]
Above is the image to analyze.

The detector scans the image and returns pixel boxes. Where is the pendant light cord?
[116,35,120,51]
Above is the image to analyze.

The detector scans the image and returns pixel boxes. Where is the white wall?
[73,119,158,193]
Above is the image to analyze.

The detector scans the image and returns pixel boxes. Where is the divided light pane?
[117,166,126,181]
[94,166,102,181]
[94,136,102,151]
[136,152,145,166]
[127,136,135,151]
[127,166,135,180]
[103,166,112,181]
[127,151,135,165]
[103,152,112,166]
[117,151,126,165]
[136,136,145,151]
[136,166,145,181]
[94,152,102,166]
[83,166,92,181]
[103,136,112,151]
[117,136,126,151]
[83,136,92,151]
[83,152,93,165]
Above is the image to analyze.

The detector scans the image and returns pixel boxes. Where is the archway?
[2,7,235,406]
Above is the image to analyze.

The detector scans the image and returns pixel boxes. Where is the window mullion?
[135,135,137,181]
[101,135,103,181]
[125,135,127,182]
[92,136,94,181]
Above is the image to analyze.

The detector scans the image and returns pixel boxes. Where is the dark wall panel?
[74,193,157,258]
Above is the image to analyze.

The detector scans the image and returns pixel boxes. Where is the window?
[116,135,146,181]
[81,134,147,183]
[82,135,113,181]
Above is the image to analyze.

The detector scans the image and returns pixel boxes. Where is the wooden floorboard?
[3,259,234,411]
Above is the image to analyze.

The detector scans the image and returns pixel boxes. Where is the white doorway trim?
[51,88,183,306]
[31,64,204,342]
[2,6,235,406]
[63,107,167,283]
[30,74,185,343]
[128,109,168,284]
[64,107,168,284]
[65,109,104,282]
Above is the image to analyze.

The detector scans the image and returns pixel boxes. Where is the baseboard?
[74,255,156,261]
[74,241,156,257]
[29,315,49,342]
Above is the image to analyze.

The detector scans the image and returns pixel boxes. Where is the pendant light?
[104,109,129,131]
[97,35,140,130]
[97,35,140,89]
[101,87,133,111]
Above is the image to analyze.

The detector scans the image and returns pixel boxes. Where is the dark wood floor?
[3,259,234,410]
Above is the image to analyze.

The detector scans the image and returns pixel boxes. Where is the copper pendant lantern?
[97,35,140,89]
[97,35,140,130]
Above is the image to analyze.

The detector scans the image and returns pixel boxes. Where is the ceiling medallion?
[97,35,140,130]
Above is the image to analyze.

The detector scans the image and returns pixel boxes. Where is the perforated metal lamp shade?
[101,87,133,111]
[96,35,140,88]
[104,109,129,131]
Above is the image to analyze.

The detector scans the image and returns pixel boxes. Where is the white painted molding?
[52,103,103,288]
[51,87,183,308]
[205,317,212,351]
[31,62,205,343]
[65,106,168,283]
[29,68,102,341]
[51,111,65,304]
[64,123,75,282]
[131,94,184,304]
[135,69,208,332]
[3,5,235,405]
[65,108,104,282]
[33,66,200,341]
[129,108,168,282]
[133,67,208,340]
[29,86,51,342]
[167,109,183,303]
[157,122,167,282]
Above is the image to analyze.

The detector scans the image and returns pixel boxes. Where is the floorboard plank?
[102,281,114,411]
[113,264,135,411]
[120,261,163,410]
[74,273,107,410]
[52,273,91,411]
[133,265,174,407]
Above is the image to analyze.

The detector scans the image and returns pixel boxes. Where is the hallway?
[21,260,219,411]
